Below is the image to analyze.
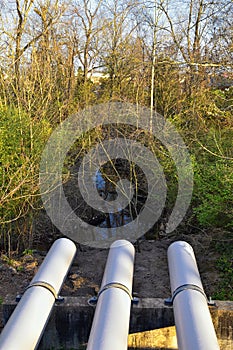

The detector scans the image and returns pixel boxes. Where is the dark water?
[34,160,148,252]
[94,169,139,228]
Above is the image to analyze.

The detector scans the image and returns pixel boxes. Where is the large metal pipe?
[167,240,220,350]
[0,238,76,350]
[87,239,135,350]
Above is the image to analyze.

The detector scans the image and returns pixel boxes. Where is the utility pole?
[150,0,157,132]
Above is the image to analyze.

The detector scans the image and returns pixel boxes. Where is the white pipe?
[167,241,220,350]
[0,238,76,350]
[87,240,135,350]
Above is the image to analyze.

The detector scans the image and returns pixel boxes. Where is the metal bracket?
[164,284,216,307]
[88,282,139,306]
[98,282,133,300]
[132,296,140,305]
[206,297,217,307]
[25,281,58,299]
[16,281,64,303]
[88,296,98,306]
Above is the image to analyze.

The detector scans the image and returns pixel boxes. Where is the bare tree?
[99,0,140,99]
[158,0,231,90]
[72,0,103,81]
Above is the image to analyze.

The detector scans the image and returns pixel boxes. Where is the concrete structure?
[1,297,233,349]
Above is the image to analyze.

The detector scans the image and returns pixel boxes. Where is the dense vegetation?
[0,0,232,297]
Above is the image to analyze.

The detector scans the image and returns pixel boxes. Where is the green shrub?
[193,160,233,228]
[191,128,233,229]
[0,105,51,252]
[213,254,233,301]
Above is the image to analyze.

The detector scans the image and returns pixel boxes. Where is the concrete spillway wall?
[2,297,233,349]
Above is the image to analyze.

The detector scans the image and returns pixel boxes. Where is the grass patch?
[212,235,233,300]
